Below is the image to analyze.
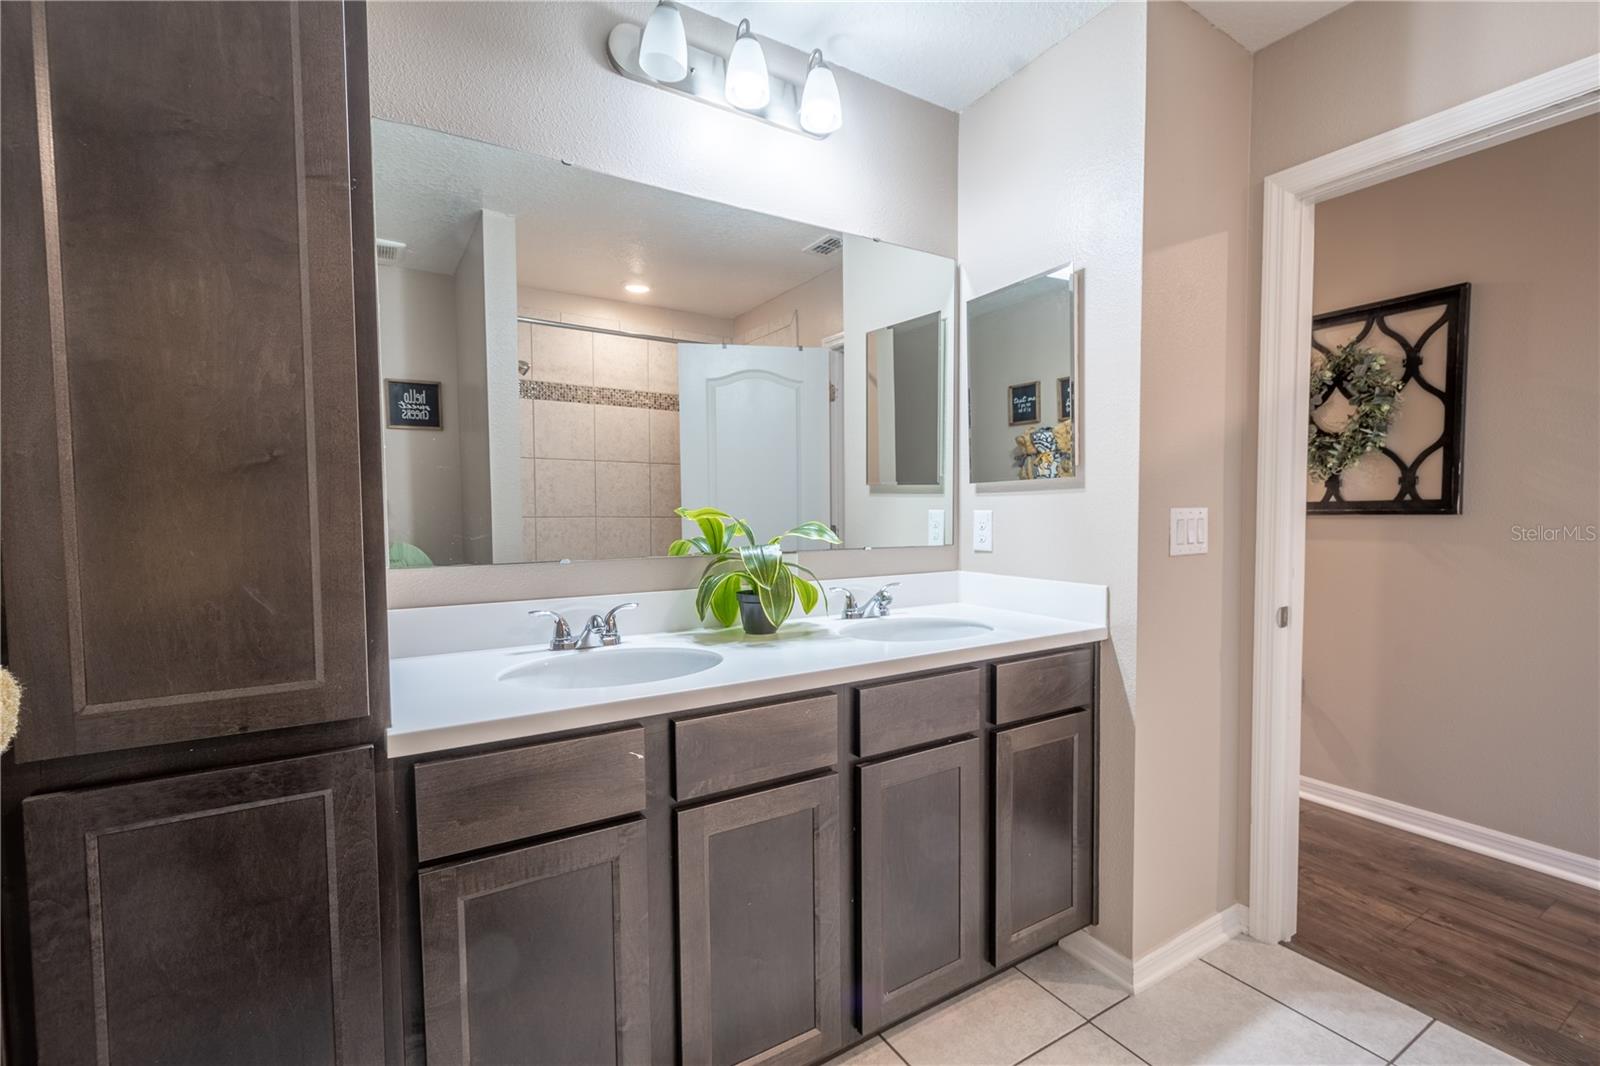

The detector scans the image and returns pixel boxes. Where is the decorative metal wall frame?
[1310,283,1470,515]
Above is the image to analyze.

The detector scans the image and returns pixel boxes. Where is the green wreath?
[1308,342,1403,482]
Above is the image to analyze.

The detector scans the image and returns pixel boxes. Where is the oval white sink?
[843,617,995,643]
[498,647,723,689]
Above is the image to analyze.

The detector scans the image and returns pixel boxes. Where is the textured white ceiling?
[372,121,842,320]
[681,1,1111,111]
[1187,1,1348,52]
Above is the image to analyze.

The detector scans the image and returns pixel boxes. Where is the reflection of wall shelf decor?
[386,379,443,430]
[1008,381,1040,426]
[1310,284,1470,515]
[1057,376,1073,421]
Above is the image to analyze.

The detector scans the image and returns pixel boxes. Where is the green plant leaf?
[676,506,734,554]
[794,574,819,614]
[708,572,743,627]
[738,543,784,589]
[757,565,795,628]
[732,518,758,545]
[693,558,746,619]
[789,564,828,611]
[668,537,712,557]
[773,521,841,546]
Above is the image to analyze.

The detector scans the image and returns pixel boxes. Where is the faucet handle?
[529,609,576,650]
[827,587,859,619]
[601,602,638,645]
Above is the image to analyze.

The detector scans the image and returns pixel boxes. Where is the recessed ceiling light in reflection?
[624,282,651,295]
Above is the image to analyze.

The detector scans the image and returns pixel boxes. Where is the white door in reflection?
[677,344,832,549]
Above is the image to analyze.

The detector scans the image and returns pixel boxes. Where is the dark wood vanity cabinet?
[994,711,1096,965]
[394,649,1097,1066]
[677,775,842,1066]
[858,738,984,1030]
[1,0,377,762]
[21,747,386,1065]
[418,822,651,1066]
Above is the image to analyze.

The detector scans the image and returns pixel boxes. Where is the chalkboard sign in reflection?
[386,379,442,430]
[1008,381,1041,426]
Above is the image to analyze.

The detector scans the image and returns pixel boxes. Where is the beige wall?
[732,267,843,347]
[1237,0,1600,899]
[957,0,1147,956]
[1133,0,1254,957]
[1304,117,1600,860]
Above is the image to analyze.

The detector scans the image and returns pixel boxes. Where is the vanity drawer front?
[994,647,1096,725]
[414,727,646,862]
[674,695,838,801]
[857,668,982,757]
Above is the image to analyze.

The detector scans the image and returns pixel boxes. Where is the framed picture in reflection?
[1008,381,1040,426]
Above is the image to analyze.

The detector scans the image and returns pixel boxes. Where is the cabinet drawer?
[674,695,837,801]
[994,646,1095,725]
[415,727,646,862]
[857,668,981,757]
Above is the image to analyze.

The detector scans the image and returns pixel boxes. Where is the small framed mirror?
[865,312,946,492]
[967,265,1082,486]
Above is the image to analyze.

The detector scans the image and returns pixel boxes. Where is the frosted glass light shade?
[800,58,841,134]
[638,2,688,83]
[724,20,769,111]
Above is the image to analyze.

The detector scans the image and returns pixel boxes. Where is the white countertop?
[386,572,1108,758]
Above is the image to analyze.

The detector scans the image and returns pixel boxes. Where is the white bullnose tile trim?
[1059,904,1250,996]
[1302,777,1600,891]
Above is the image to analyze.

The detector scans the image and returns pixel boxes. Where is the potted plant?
[668,506,840,634]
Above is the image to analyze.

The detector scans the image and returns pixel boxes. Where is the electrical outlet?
[973,509,994,553]
[1170,507,1209,556]
[927,509,946,545]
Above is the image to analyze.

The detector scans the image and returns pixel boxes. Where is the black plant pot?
[736,590,778,635]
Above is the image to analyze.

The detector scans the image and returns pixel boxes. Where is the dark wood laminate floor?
[1291,801,1600,1066]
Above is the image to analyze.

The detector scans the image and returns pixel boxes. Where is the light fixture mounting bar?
[606,23,827,140]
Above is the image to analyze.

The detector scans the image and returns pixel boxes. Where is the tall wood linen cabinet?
[0,3,392,1063]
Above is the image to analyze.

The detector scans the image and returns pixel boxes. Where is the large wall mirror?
[967,266,1082,486]
[373,121,956,567]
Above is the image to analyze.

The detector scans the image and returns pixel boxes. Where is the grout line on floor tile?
[1005,966,1090,1065]
[1197,956,1407,1062]
[882,1034,913,1066]
[1087,1020,1153,1065]
[1387,1019,1435,1065]
[1013,961,1099,1022]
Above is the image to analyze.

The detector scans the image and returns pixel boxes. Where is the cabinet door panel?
[419,822,651,1066]
[22,747,384,1065]
[1,0,369,761]
[859,739,983,1030]
[994,712,1094,965]
[678,776,840,1066]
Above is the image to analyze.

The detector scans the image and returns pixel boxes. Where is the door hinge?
[828,383,838,402]
[1276,605,1290,628]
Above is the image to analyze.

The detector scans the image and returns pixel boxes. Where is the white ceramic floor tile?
[1094,960,1382,1065]
[1203,937,1429,1059]
[1022,1024,1146,1065]
[823,1035,907,1066]
[1395,1022,1525,1065]
[885,968,1086,1066]
[1018,946,1130,1018]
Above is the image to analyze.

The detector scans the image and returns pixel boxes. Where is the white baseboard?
[1301,776,1600,891]
[1059,903,1250,995]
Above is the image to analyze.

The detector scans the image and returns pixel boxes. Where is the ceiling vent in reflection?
[376,238,408,264]
[802,234,843,257]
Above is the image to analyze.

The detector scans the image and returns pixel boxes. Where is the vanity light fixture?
[606,12,836,139]
[723,19,770,111]
[799,50,842,135]
[624,282,652,295]
[637,1,688,83]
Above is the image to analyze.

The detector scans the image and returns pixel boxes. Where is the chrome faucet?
[827,582,899,620]
[529,602,638,650]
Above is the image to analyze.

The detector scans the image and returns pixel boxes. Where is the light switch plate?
[927,509,946,546]
[1170,507,1208,556]
[973,509,993,553]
